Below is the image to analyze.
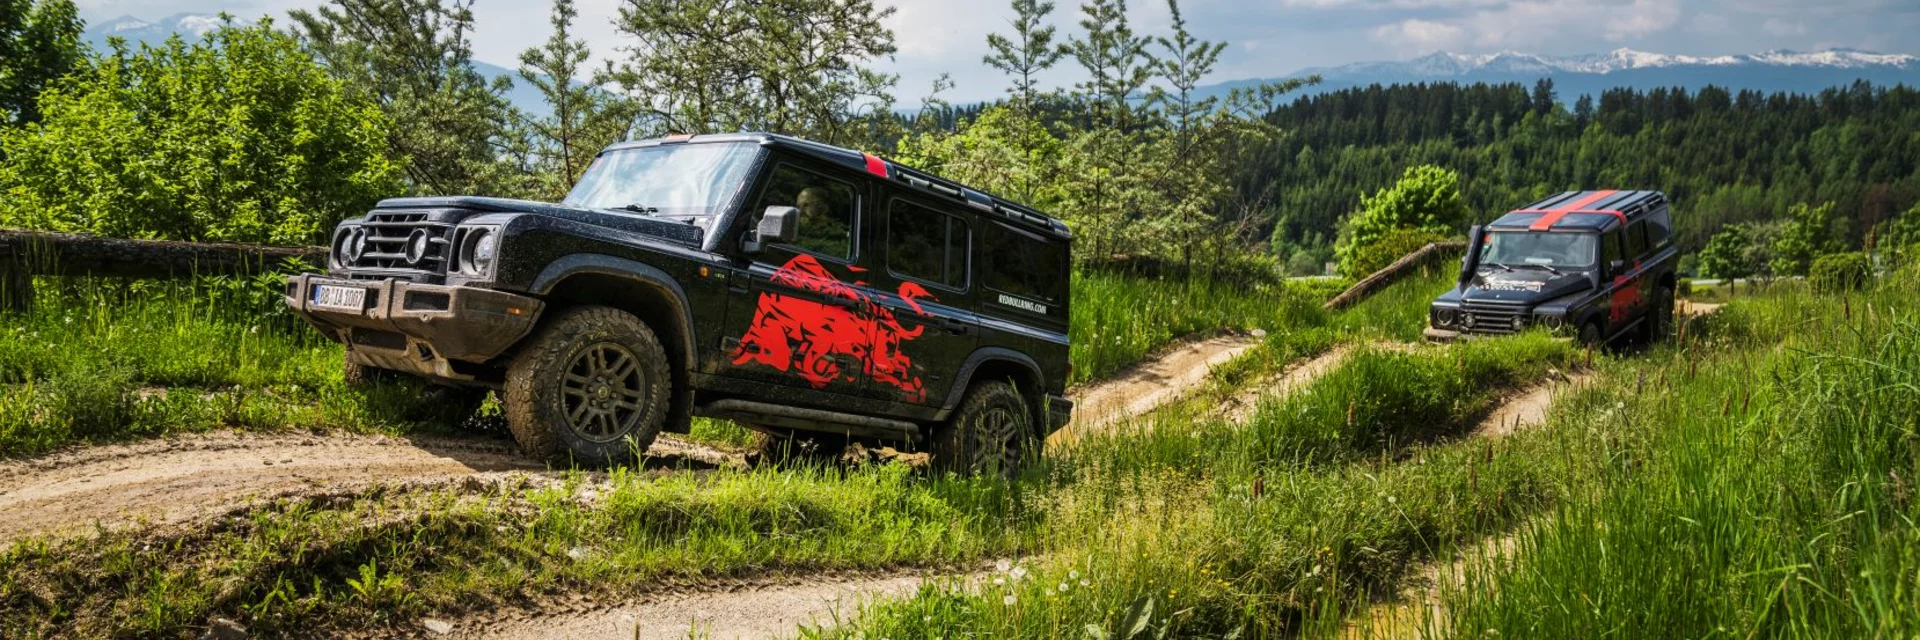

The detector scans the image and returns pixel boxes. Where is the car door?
[719,159,897,401]
[870,192,978,407]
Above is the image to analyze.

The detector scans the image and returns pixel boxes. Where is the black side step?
[696,399,922,440]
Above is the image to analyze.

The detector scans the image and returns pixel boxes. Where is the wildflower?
[1010,565,1028,581]
[1058,582,1070,593]
[1080,579,1091,587]
[995,558,1012,572]
[1069,569,1081,580]
[993,577,1006,586]
[1002,595,1017,605]
[1387,495,1397,504]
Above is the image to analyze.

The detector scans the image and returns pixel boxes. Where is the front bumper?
[285,274,545,381]
[1424,326,1573,344]
[1045,395,1074,433]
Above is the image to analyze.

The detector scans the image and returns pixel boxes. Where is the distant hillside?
[1203,48,1920,103]
[82,13,553,117]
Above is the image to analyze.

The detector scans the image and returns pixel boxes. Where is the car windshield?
[563,142,761,217]
[1480,231,1597,270]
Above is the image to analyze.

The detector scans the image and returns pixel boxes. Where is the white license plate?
[312,284,368,312]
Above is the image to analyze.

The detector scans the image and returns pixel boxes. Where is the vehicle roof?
[603,133,1074,241]
[1488,190,1667,232]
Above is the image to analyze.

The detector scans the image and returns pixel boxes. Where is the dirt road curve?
[453,572,952,640]
[0,431,732,543]
[1051,333,1264,444]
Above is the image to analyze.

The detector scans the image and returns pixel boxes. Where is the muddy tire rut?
[0,431,735,543]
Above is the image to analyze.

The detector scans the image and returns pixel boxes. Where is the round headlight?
[341,228,367,264]
[1434,308,1458,327]
[1538,314,1565,330]
[473,230,497,266]
[404,229,432,265]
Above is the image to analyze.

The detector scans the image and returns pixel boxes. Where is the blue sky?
[75,0,1920,103]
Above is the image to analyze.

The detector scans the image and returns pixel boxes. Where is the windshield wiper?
[1487,262,1515,272]
[1535,264,1564,276]
[612,203,659,215]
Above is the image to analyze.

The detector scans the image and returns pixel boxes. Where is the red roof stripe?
[1527,190,1618,231]
[863,153,889,178]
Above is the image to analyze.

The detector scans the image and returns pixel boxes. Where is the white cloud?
[1761,17,1807,37]
[1371,18,1468,52]
[1367,0,1683,55]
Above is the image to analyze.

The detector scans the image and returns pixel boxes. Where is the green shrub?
[1345,227,1449,279]
[1810,251,1872,292]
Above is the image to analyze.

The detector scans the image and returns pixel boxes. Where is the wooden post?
[0,241,29,313]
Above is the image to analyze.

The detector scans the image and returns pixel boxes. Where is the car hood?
[372,196,705,247]
[1461,267,1593,305]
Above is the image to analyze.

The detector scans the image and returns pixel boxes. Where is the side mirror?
[1458,225,1485,289]
[743,206,799,254]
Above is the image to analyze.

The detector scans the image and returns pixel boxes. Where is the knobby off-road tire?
[343,361,488,424]
[933,381,1034,478]
[1646,285,1676,344]
[503,306,671,466]
[1578,321,1606,348]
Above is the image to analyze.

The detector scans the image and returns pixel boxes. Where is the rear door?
[869,192,977,406]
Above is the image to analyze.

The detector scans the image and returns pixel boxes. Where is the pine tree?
[516,0,635,200]
[982,0,1064,201]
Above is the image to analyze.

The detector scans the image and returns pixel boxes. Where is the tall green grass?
[1439,274,1920,637]
[1068,271,1327,385]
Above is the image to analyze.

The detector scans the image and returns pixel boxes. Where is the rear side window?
[982,222,1067,307]
[1626,221,1649,259]
[888,199,969,289]
[1645,208,1672,248]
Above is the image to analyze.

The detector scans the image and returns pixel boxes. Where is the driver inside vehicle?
[790,186,851,258]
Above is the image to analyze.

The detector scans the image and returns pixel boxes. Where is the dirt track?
[450,570,965,640]
[1050,333,1264,444]
[0,431,735,543]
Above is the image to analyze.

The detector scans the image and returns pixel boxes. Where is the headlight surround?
[455,225,501,275]
[1431,306,1460,328]
[333,226,366,268]
[1535,312,1568,333]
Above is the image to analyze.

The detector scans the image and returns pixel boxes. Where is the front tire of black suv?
[503,306,671,466]
[1647,284,1675,344]
[933,381,1034,478]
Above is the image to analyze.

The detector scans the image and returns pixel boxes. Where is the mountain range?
[85,14,1920,116]
[1203,47,1920,104]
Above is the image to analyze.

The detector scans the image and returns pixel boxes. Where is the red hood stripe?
[1527,190,1618,231]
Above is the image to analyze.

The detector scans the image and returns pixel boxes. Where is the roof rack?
[606,133,1074,241]
[1495,190,1667,231]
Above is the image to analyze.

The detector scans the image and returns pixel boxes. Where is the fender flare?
[942,347,1047,413]
[528,254,697,364]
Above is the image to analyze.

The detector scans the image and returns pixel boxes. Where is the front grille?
[338,211,456,280]
[1459,304,1529,335]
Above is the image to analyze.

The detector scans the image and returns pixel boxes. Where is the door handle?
[938,318,970,335]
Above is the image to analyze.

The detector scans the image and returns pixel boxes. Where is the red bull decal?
[1608,272,1643,324]
[732,254,936,402]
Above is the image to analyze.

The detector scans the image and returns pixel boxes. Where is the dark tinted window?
[753,164,856,260]
[1603,229,1624,265]
[982,222,1067,305]
[1646,208,1672,248]
[888,199,969,288]
[1626,221,1649,259]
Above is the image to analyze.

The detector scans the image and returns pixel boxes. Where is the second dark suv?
[1426,190,1678,345]
[286,133,1074,475]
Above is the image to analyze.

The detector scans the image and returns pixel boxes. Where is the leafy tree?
[1334,164,1469,277]
[606,0,898,148]
[0,0,83,127]
[1065,0,1152,130]
[289,0,520,196]
[515,0,636,200]
[1697,223,1754,280]
[1769,202,1841,276]
[0,19,401,244]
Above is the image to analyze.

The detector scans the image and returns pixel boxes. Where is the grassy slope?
[1439,279,1920,637]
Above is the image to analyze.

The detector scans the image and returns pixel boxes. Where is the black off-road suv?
[287,133,1074,474]
[1426,190,1677,345]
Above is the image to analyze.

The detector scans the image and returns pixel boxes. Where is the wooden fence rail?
[1322,241,1467,311]
[0,229,325,311]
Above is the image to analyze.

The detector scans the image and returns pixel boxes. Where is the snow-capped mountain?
[1226,47,1920,102]
[1299,48,1916,78]
[83,13,223,49]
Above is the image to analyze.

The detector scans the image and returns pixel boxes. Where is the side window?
[1625,221,1649,259]
[887,199,969,289]
[1603,229,1624,266]
[753,164,857,260]
[982,222,1067,309]
[1645,208,1672,249]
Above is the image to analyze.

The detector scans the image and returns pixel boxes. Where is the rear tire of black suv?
[1579,321,1606,348]
[933,381,1034,478]
[503,306,671,466]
